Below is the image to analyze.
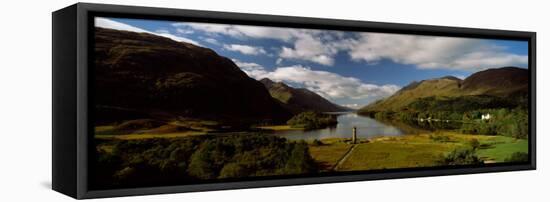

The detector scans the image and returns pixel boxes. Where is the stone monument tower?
[352,126,357,144]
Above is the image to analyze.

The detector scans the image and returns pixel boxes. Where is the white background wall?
[0,0,547,201]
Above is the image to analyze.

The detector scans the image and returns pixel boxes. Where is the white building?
[481,113,492,121]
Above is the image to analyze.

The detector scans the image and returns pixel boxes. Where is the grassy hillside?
[359,67,528,113]
[361,76,462,112]
[260,78,350,113]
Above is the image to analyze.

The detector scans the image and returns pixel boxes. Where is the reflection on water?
[271,112,463,140]
[271,112,407,140]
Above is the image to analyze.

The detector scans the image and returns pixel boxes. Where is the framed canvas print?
[52,3,536,199]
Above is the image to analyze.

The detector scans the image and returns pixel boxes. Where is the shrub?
[505,152,529,163]
[311,139,323,146]
[460,108,528,138]
[283,141,317,174]
[219,163,249,179]
[287,111,337,130]
[187,146,219,179]
[437,148,484,166]
[429,135,451,143]
[113,166,136,180]
[469,138,480,150]
[374,111,395,120]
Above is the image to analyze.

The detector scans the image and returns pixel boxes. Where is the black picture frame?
[52,3,536,199]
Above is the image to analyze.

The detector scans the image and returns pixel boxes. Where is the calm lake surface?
[271,112,416,140]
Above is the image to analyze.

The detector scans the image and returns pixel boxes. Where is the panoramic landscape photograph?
[91,17,530,189]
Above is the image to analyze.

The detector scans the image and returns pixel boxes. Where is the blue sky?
[96,17,528,109]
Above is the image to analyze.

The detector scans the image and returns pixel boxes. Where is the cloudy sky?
[95,17,528,109]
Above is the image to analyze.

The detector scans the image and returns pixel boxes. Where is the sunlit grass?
[477,136,528,162]
[256,125,304,131]
[308,132,528,171]
[338,136,456,171]
[94,118,217,139]
[309,141,352,171]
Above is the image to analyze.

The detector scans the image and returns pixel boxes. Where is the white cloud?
[155,29,170,34]
[231,59,269,79]
[454,75,467,80]
[173,21,527,70]
[279,34,336,66]
[223,44,267,55]
[349,33,528,71]
[156,33,200,46]
[278,33,355,66]
[174,22,354,66]
[276,58,283,65]
[231,60,399,102]
[174,22,297,41]
[342,104,361,109]
[202,37,220,45]
[95,17,148,33]
[261,65,399,101]
[176,28,194,34]
[275,31,354,66]
[95,17,201,46]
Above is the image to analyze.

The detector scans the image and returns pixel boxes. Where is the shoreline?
[94,127,528,172]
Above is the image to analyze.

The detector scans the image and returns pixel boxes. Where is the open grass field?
[476,136,528,162]
[308,139,353,170]
[256,125,304,131]
[337,139,454,171]
[308,132,528,172]
[94,119,217,140]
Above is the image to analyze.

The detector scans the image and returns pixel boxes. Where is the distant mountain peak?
[260,78,293,90]
[259,78,274,84]
[440,76,462,81]
[260,79,351,113]
[396,76,462,95]
[359,66,528,112]
[461,66,528,96]
[396,80,421,94]
[490,66,524,71]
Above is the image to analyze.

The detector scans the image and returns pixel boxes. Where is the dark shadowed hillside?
[259,78,350,113]
[461,67,528,97]
[94,28,291,124]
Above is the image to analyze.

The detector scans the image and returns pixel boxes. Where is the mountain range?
[94,28,349,125]
[94,27,528,124]
[259,78,350,113]
[360,67,528,112]
[94,27,292,124]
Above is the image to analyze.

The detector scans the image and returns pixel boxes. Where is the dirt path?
[332,144,357,171]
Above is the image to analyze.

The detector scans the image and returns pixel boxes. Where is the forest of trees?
[286,111,338,130]
[92,134,318,189]
[360,96,529,139]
